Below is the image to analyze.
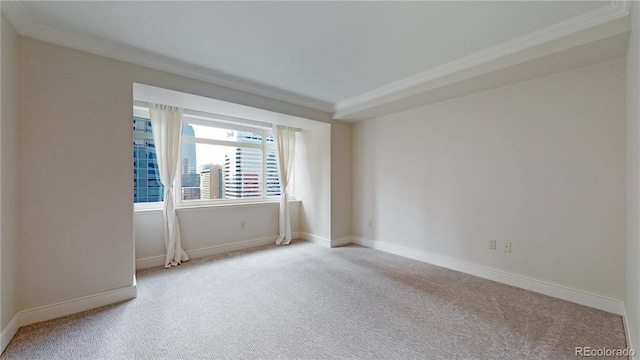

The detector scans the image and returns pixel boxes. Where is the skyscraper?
[180,123,201,200]
[265,149,280,197]
[181,124,196,174]
[223,131,280,198]
[200,165,224,199]
[133,117,163,203]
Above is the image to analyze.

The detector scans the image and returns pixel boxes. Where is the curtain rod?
[133,100,301,132]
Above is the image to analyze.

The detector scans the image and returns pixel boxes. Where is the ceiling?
[1,1,632,121]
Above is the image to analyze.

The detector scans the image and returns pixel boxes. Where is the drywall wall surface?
[353,59,625,300]
[331,121,352,240]
[135,201,300,261]
[1,11,19,330]
[17,37,329,310]
[626,1,640,353]
[295,125,331,240]
[18,38,136,309]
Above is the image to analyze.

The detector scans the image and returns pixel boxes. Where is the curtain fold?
[274,125,296,245]
[149,103,189,267]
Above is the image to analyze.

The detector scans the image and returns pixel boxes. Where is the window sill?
[134,199,300,213]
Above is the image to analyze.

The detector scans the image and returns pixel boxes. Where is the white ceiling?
[1,1,631,120]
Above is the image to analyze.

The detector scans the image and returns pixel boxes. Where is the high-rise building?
[181,124,196,175]
[180,123,200,199]
[200,165,224,199]
[223,132,280,198]
[133,117,163,203]
[265,150,280,197]
[182,187,201,200]
[181,173,201,200]
[224,148,261,198]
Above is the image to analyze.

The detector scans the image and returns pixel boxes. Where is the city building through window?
[133,116,164,203]
[133,109,287,205]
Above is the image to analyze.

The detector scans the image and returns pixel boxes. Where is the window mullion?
[183,136,262,150]
[133,131,153,140]
[175,129,183,205]
[262,130,267,199]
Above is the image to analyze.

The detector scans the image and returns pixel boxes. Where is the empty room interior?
[1,1,640,359]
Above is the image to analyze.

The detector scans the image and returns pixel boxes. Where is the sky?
[189,123,270,173]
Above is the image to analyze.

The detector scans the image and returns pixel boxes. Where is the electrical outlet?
[503,242,511,253]
[489,239,496,250]
[368,220,373,227]
[241,221,245,229]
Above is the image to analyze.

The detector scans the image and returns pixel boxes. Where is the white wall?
[17,37,330,310]
[626,1,640,353]
[296,125,332,241]
[135,201,300,267]
[1,12,19,330]
[353,59,625,300]
[330,121,352,241]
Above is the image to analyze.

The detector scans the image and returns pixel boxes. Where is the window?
[133,109,290,205]
[178,121,282,202]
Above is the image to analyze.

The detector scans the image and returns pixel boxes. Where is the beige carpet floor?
[1,241,627,359]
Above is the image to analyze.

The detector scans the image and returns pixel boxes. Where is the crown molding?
[334,1,630,116]
[614,0,632,16]
[1,0,32,34]
[1,2,333,113]
[2,1,631,119]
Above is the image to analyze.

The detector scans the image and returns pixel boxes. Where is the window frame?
[176,117,279,207]
[133,106,292,211]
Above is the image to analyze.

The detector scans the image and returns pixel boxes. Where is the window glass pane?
[225,145,263,198]
[182,142,263,200]
[265,132,274,144]
[186,123,263,145]
[133,117,164,203]
[266,149,280,197]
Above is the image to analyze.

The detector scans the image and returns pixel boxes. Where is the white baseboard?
[352,237,624,315]
[331,236,353,247]
[0,314,20,355]
[622,303,639,359]
[18,282,137,327]
[135,255,166,270]
[189,236,277,258]
[1,280,137,355]
[136,236,278,269]
[136,233,340,270]
[295,232,332,248]
[294,233,353,248]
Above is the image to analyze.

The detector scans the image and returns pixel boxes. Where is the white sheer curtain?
[149,103,189,267]
[274,125,296,245]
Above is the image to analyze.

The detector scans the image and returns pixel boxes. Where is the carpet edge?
[352,236,624,315]
[0,313,20,355]
[1,280,138,355]
[136,236,280,269]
